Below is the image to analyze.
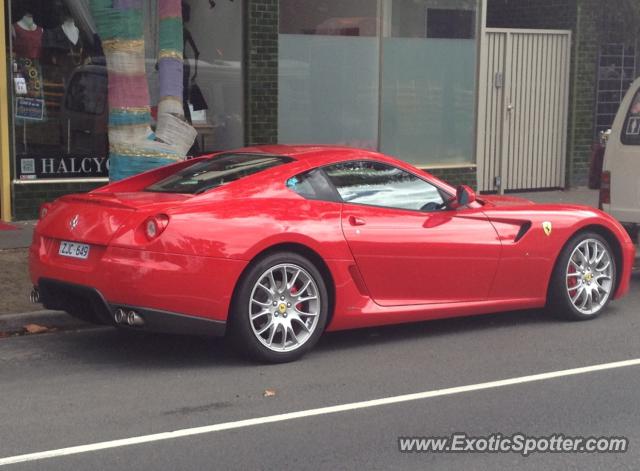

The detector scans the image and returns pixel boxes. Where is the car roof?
[212,145,457,196]
[226,144,386,163]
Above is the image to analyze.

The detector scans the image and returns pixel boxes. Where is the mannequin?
[42,9,84,114]
[61,17,80,46]
[12,10,45,113]
[17,13,36,30]
[12,13,44,59]
[43,9,83,60]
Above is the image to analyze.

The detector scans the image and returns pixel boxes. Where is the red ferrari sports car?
[30,146,635,362]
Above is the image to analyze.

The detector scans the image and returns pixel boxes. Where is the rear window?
[145,153,293,194]
[622,88,640,146]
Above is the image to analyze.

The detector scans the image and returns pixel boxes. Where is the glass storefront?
[278,0,479,167]
[8,0,243,182]
[3,0,482,219]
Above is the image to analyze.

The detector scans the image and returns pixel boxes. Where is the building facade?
[0,0,638,221]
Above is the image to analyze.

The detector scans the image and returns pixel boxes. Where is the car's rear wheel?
[548,232,616,320]
[230,252,328,363]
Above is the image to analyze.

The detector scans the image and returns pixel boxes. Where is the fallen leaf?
[23,324,49,334]
[263,389,277,398]
[0,331,9,338]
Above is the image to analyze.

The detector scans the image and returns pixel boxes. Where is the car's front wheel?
[548,232,616,320]
[230,252,329,363]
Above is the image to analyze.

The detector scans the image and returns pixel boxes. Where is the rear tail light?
[599,171,611,209]
[143,214,170,240]
[39,203,52,220]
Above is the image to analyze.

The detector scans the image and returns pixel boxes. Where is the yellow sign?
[542,221,552,236]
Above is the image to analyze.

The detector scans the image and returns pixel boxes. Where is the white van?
[601,76,640,243]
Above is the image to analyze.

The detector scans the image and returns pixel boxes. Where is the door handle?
[348,216,366,226]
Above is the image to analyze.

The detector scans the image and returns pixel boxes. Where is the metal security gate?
[477,29,572,193]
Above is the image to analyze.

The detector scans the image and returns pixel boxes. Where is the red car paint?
[30,145,635,333]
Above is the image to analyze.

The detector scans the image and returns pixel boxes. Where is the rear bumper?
[30,232,248,326]
[37,278,226,336]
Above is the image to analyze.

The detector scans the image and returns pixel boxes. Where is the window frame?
[145,152,294,194]
[302,159,455,213]
[286,167,343,203]
[620,87,640,146]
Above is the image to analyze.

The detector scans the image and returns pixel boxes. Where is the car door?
[324,160,501,307]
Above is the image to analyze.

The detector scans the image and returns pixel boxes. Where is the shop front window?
[278,0,381,150]
[9,0,243,182]
[380,0,478,166]
[278,0,479,167]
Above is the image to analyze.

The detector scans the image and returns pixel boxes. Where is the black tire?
[547,232,616,321]
[229,251,329,363]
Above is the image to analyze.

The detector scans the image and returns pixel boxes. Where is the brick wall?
[244,0,279,145]
[570,1,600,186]
[13,182,105,220]
[487,0,575,30]
[428,167,478,189]
[486,1,640,187]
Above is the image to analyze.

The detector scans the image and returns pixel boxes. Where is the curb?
[0,310,91,333]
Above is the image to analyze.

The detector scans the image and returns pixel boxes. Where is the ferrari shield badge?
[542,221,552,236]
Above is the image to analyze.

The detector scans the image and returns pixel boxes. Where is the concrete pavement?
[0,221,35,250]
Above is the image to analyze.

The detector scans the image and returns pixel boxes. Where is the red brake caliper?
[567,261,578,291]
[290,286,303,310]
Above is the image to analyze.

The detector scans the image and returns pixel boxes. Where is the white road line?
[2,358,640,466]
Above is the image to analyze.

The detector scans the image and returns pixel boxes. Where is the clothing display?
[13,20,44,59]
[14,57,43,100]
[42,22,85,114]
[43,24,83,63]
[13,18,45,121]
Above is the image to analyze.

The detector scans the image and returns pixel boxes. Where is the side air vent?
[514,222,532,243]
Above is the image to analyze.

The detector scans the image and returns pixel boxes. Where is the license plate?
[59,241,91,260]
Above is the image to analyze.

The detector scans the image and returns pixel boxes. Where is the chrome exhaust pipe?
[114,308,126,324]
[30,288,40,304]
[127,311,145,327]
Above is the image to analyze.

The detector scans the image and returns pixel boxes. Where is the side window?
[622,88,640,145]
[287,168,341,202]
[324,160,446,211]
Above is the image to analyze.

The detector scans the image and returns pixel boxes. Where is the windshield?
[145,153,293,194]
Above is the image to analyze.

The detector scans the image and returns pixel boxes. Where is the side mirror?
[455,185,476,207]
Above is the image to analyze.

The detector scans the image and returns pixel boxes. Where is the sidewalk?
[0,221,38,317]
[0,220,36,250]
[514,187,598,207]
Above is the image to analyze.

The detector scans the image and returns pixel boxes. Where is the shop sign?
[17,155,109,180]
[15,98,45,121]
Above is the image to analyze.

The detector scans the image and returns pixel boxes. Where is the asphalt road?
[1,272,639,470]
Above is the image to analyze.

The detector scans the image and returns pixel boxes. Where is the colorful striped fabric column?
[157,0,183,118]
[89,0,185,181]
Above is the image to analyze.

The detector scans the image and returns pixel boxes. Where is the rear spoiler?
[59,194,138,210]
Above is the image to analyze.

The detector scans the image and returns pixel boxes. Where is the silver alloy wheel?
[249,263,321,352]
[565,238,614,315]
